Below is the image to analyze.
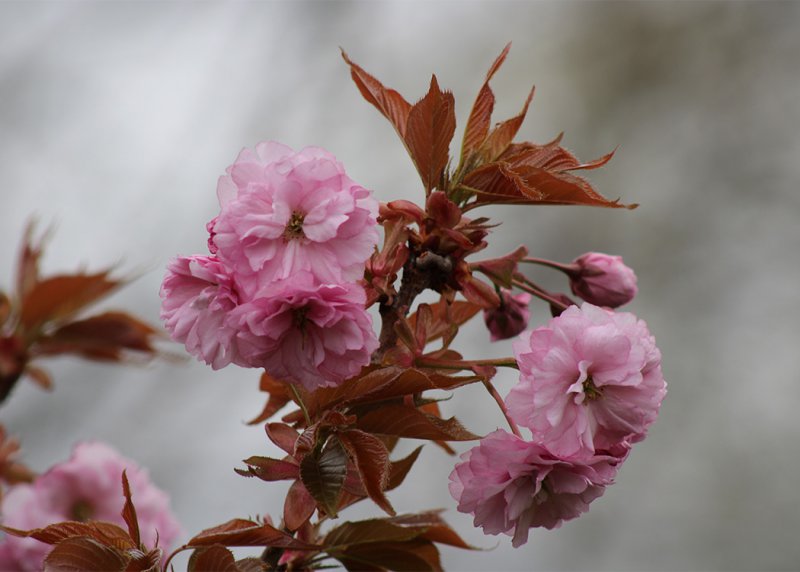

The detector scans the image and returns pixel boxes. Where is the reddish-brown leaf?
[236,456,299,481]
[43,536,130,572]
[413,303,433,351]
[299,438,347,518]
[234,558,269,572]
[355,405,479,442]
[120,471,140,547]
[404,75,456,193]
[467,161,626,208]
[478,86,535,163]
[0,521,135,550]
[459,275,501,309]
[335,539,442,572]
[187,519,317,550]
[337,430,394,516]
[0,291,10,328]
[265,423,299,456]
[418,402,456,455]
[408,299,482,347]
[283,480,316,532]
[187,545,239,572]
[470,245,529,289]
[386,446,423,491]
[460,43,511,162]
[324,519,421,549]
[247,372,292,425]
[126,548,163,572]
[19,272,121,331]
[463,161,535,202]
[387,511,474,549]
[15,220,48,299]
[24,364,53,391]
[306,366,481,418]
[500,138,615,172]
[341,50,412,140]
[34,312,160,361]
[303,366,403,416]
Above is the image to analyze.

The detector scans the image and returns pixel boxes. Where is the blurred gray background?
[1,1,799,570]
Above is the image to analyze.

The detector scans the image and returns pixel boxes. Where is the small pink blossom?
[229,272,378,391]
[569,252,638,308]
[507,303,666,457]
[0,442,181,571]
[449,430,626,547]
[159,255,241,369]
[211,142,379,291]
[483,289,532,342]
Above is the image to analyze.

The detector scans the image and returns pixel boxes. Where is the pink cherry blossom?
[159,255,242,369]
[507,303,666,457]
[211,141,379,291]
[449,430,626,547]
[0,442,181,571]
[483,289,532,342]
[569,252,638,308]
[229,272,378,391]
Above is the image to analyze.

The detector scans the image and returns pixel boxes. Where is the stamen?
[284,211,306,240]
[582,375,603,401]
[70,499,93,522]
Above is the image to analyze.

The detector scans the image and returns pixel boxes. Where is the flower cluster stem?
[513,277,569,311]
[522,256,579,275]
[290,384,312,427]
[481,378,523,439]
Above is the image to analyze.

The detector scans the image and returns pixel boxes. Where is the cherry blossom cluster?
[0,442,181,571]
[450,294,666,546]
[160,142,380,391]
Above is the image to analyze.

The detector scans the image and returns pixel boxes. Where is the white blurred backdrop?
[1,2,799,570]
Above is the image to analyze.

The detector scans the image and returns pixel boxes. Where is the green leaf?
[300,438,347,518]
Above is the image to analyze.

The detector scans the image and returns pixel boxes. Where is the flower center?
[70,499,94,522]
[283,211,306,240]
[293,306,308,330]
[582,375,603,401]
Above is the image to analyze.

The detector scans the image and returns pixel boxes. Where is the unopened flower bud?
[483,290,532,342]
[569,252,637,308]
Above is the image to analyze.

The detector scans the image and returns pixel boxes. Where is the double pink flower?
[160,142,380,391]
[0,442,181,572]
[451,303,666,545]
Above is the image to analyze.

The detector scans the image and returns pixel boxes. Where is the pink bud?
[483,289,532,341]
[569,252,637,308]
